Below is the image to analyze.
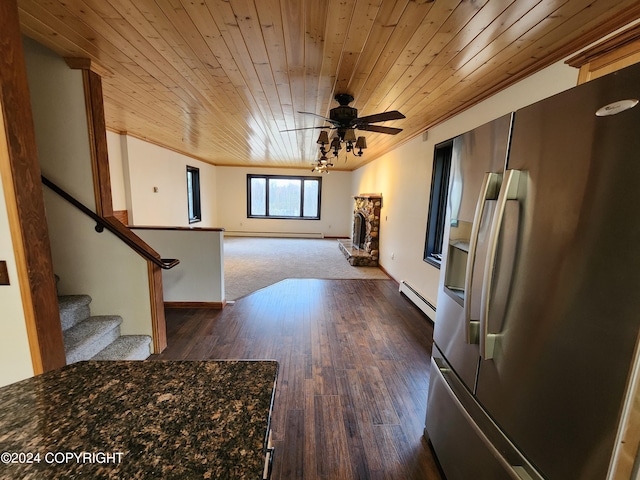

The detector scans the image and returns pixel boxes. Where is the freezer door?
[434,114,512,391]
[475,63,640,480]
[426,347,542,480]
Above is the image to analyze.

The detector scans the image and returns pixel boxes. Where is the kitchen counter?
[0,360,278,479]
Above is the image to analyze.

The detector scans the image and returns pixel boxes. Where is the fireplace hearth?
[338,194,382,266]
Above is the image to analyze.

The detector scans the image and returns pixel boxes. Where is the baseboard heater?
[224,231,324,239]
[399,281,436,322]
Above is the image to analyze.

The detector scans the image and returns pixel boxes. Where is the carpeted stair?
[59,294,151,363]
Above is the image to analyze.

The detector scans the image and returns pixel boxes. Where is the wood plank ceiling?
[17,0,640,171]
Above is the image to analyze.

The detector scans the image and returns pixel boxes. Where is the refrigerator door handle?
[464,172,501,344]
[480,169,523,360]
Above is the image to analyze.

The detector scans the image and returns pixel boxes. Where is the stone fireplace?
[338,194,382,266]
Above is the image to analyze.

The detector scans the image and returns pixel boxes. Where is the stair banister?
[41,175,179,270]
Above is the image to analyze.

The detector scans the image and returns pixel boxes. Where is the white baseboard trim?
[399,281,436,321]
[224,231,324,239]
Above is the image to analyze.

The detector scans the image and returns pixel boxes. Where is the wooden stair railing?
[41,175,179,270]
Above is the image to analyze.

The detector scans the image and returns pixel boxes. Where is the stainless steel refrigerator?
[425,62,640,480]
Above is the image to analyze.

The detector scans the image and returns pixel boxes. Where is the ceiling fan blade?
[356,111,405,124]
[298,111,343,127]
[298,111,332,122]
[358,124,403,135]
[279,126,331,132]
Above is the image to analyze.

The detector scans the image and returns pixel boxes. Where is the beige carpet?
[224,237,389,300]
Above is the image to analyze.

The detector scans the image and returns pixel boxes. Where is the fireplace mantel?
[353,193,382,200]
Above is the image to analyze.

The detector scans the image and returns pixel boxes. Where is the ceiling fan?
[282,93,406,140]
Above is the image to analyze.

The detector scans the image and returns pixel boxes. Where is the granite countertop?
[0,360,278,479]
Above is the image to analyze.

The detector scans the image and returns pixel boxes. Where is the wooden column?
[148,263,167,352]
[65,57,167,353]
[65,58,114,217]
[0,0,66,372]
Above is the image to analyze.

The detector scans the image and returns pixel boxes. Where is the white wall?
[114,133,355,236]
[0,132,34,387]
[216,166,352,237]
[352,61,579,307]
[23,38,155,344]
[22,37,96,209]
[133,229,225,303]
[44,193,153,338]
[118,133,352,237]
[122,135,218,227]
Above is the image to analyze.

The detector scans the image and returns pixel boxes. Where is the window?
[187,166,201,223]
[424,140,453,267]
[247,175,321,219]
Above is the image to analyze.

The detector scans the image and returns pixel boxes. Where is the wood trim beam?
[83,70,113,217]
[547,6,640,67]
[113,210,129,226]
[566,23,640,68]
[164,301,227,309]
[0,0,66,373]
[148,263,167,352]
[65,58,113,216]
[565,21,640,84]
[64,57,113,79]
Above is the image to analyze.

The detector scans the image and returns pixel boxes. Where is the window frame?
[424,140,453,268]
[186,165,202,224]
[246,174,322,220]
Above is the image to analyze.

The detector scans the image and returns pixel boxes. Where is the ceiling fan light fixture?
[301,94,404,169]
[316,131,329,145]
[355,136,367,156]
[344,128,357,143]
[330,137,342,157]
[311,160,331,174]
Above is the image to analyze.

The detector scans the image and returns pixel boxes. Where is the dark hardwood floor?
[151,278,443,480]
